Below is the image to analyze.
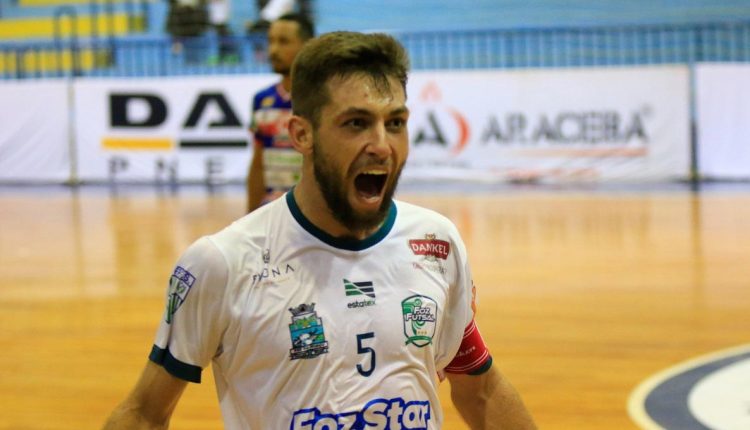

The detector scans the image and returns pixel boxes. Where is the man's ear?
[289,115,313,155]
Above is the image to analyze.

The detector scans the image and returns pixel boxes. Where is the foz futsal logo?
[402,295,438,347]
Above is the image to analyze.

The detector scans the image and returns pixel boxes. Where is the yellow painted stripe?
[0,14,133,39]
[20,0,116,6]
[20,0,137,5]
[102,137,174,150]
[0,48,110,73]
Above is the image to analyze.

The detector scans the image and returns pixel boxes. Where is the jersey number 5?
[356,332,376,377]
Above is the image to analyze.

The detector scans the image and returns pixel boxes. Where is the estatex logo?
[344,279,376,309]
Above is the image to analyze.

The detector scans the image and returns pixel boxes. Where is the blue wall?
[313,0,750,34]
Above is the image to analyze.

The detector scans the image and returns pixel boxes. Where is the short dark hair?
[291,31,410,126]
[276,13,315,41]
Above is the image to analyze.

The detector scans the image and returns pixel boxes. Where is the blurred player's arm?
[246,141,265,213]
[102,360,188,430]
[447,366,537,430]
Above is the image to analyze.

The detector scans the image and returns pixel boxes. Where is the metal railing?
[398,21,750,70]
[52,5,81,76]
[2,20,750,79]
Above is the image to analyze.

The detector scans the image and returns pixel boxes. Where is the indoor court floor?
[1,182,749,429]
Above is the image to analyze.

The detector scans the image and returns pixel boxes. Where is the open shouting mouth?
[354,170,388,202]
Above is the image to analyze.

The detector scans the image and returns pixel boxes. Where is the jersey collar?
[276,82,291,102]
[286,190,397,251]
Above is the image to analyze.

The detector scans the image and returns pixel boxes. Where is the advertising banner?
[74,75,276,183]
[0,80,71,182]
[696,64,750,179]
[404,66,691,182]
[5,67,691,184]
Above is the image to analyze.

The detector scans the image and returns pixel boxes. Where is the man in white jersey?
[102,32,537,430]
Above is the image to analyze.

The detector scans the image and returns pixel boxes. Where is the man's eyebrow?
[390,106,410,116]
[337,106,410,117]
[338,107,373,118]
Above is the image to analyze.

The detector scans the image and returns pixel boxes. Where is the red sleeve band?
[444,319,492,375]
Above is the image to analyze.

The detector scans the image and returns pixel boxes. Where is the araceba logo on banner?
[479,106,653,181]
[410,82,470,158]
[411,81,652,157]
[479,106,652,156]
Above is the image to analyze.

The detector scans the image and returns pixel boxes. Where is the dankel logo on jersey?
[291,397,431,430]
[408,234,450,261]
[409,234,450,275]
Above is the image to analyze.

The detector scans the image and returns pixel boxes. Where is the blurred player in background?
[246,13,314,212]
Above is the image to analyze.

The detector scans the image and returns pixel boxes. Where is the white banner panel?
[404,66,691,182]
[74,75,277,182]
[696,63,750,179]
[0,80,71,182]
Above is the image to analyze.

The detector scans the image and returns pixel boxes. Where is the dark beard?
[272,65,290,76]
[312,139,401,236]
[269,56,290,76]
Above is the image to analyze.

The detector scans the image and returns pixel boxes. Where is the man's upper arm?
[104,361,188,429]
[150,236,229,383]
[132,361,189,416]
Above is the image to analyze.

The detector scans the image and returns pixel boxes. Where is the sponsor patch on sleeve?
[165,266,196,324]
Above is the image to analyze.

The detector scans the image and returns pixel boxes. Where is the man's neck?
[280,75,292,93]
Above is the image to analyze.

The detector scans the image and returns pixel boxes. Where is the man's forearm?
[448,367,537,430]
[102,403,169,430]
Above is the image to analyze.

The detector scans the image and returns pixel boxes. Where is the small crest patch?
[166,266,196,324]
[288,303,329,360]
[260,95,275,108]
[402,295,438,347]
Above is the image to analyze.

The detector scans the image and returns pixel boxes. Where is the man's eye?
[387,118,406,130]
[345,118,367,129]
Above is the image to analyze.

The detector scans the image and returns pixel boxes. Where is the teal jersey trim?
[468,356,493,376]
[285,189,397,251]
[149,345,202,383]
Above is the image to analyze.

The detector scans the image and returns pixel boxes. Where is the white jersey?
[150,191,476,429]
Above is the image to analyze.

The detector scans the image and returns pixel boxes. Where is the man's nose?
[366,123,392,159]
[268,42,279,56]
